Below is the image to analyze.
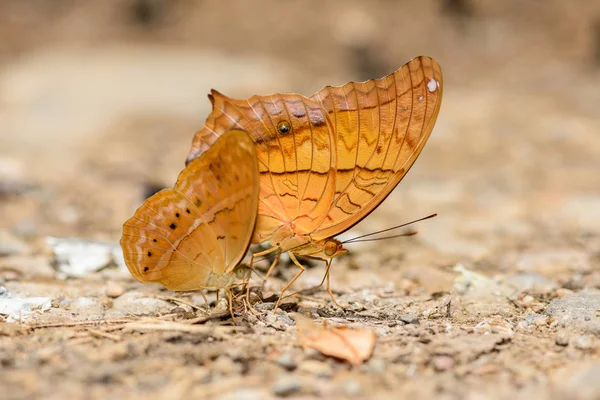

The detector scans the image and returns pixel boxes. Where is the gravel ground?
[1,1,599,399]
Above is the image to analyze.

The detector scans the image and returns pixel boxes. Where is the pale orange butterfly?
[185,56,443,308]
[120,129,259,317]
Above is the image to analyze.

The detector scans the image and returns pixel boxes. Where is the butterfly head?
[294,238,348,259]
[322,238,348,258]
[232,264,252,281]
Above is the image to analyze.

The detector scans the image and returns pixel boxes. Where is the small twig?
[155,295,207,311]
[182,310,230,324]
[25,318,136,329]
[87,328,122,342]
[121,321,244,334]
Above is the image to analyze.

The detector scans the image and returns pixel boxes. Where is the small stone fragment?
[105,281,126,298]
[534,315,551,326]
[298,360,333,378]
[474,321,492,334]
[399,313,419,324]
[556,288,574,298]
[342,379,362,395]
[276,353,297,371]
[555,330,569,346]
[107,291,173,317]
[271,377,301,397]
[432,355,455,371]
[545,290,600,335]
[46,236,118,278]
[572,335,595,350]
[364,358,386,375]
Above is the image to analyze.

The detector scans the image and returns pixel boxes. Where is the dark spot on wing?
[277,120,291,135]
[169,223,177,230]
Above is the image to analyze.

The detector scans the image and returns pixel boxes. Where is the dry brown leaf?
[296,317,376,365]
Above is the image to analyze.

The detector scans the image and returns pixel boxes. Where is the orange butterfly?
[186,56,443,308]
[120,129,259,317]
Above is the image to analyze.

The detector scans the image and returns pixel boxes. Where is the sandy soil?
[1,1,599,399]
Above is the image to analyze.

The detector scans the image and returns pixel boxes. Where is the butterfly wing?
[310,56,443,240]
[120,129,259,291]
[186,91,337,244]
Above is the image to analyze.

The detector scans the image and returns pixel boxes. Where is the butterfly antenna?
[250,267,264,280]
[342,213,437,244]
[344,231,418,244]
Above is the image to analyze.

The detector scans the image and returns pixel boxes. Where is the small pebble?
[271,377,301,397]
[520,294,535,306]
[342,379,362,395]
[276,353,297,371]
[399,313,419,324]
[365,358,386,375]
[265,312,294,330]
[432,355,455,371]
[298,360,333,378]
[474,321,492,334]
[573,335,595,350]
[555,330,569,346]
[531,303,546,313]
[556,288,574,298]
[105,281,126,298]
[255,302,275,312]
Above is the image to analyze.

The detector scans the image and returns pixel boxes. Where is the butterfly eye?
[277,121,291,135]
[324,240,338,257]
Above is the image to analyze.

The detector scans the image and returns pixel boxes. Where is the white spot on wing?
[418,96,424,102]
[427,79,438,92]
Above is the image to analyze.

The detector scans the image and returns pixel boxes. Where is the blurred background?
[1,0,599,264]
[1,2,600,398]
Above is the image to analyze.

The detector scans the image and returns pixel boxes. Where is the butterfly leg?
[199,290,210,313]
[225,287,236,324]
[262,252,281,285]
[273,252,306,310]
[244,283,263,317]
[325,260,344,309]
[283,258,329,299]
[249,246,281,288]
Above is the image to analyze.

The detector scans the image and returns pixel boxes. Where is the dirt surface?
[1,1,599,399]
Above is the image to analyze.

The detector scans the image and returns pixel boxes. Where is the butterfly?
[185,56,443,308]
[120,129,260,318]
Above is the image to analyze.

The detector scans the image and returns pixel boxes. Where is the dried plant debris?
[296,316,376,365]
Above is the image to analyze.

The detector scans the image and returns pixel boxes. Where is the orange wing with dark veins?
[186,56,443,246]
[309,56,443,240]
[187,90,337,244]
